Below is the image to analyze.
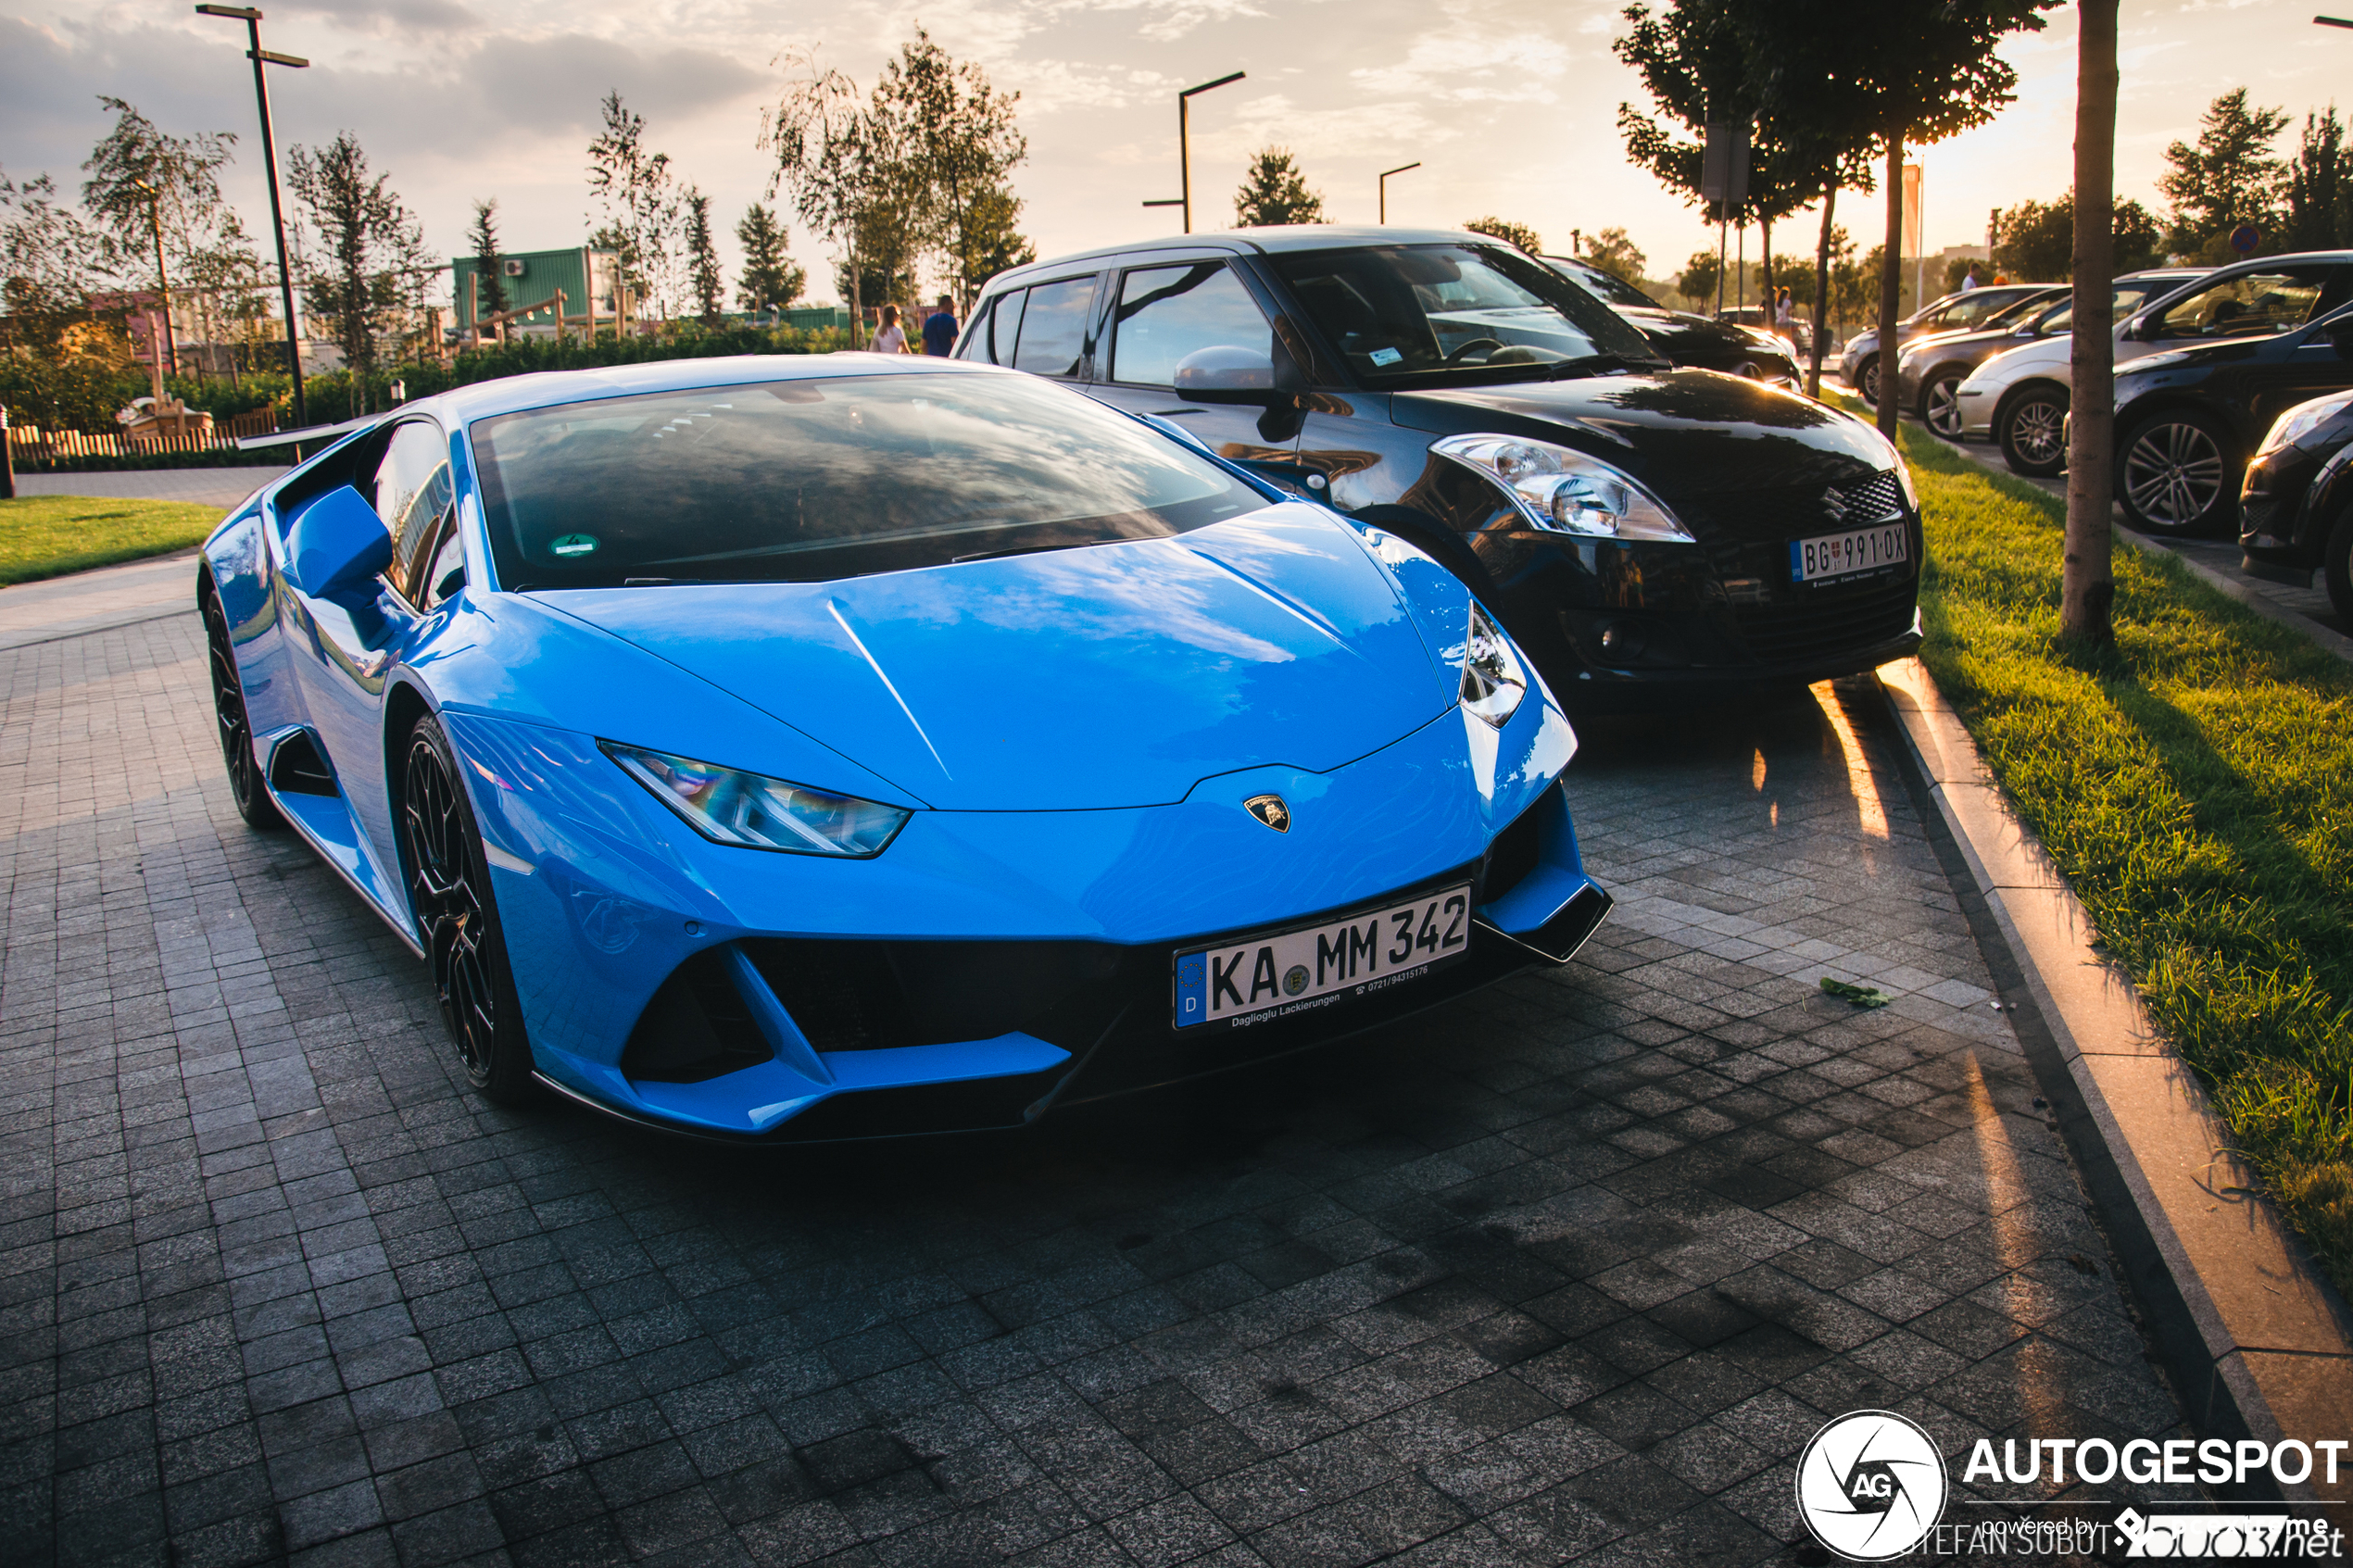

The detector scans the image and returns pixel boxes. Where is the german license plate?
[1173,884,1472,1030]
[1790,523,1909,583]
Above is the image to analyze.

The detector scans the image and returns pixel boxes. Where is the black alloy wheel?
[201,583,283,831]
[1857,360,1881,406]
[2000,389,2070,477]
[2325,508,2353,623]
[399,714,535,1103]
[1921,371,1966,440]
[2119,410,2237,534]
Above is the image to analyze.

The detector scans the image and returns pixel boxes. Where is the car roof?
[986,226,1528,291]
[422,351,1009,425]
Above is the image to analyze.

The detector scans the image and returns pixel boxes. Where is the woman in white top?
[867,304,908,354]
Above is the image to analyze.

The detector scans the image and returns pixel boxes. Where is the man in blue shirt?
[921,295,959,357]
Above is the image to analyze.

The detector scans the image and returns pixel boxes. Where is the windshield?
[2027,280,2177,335]
[1274,244,1658,383]
[470,371,1265,589]
[2151,266,2347,340]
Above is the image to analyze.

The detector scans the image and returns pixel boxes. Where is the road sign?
[1701,121,1750,209]
[2232,224,2261,254]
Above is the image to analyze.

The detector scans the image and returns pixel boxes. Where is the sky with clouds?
[3,0,2345,308]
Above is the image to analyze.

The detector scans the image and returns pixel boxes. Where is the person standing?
[868,304,908,354]
[1961,266,1981,293]
[920,295,959,357]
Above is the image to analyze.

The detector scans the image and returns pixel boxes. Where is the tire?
[1999,387,2070,477]
[398,712,536,1104]
[2118,408,2240,535]
[201,581,283,831]
[2325,508,2353,624]
[1920,370,1966,440]
[1857,360,1881,406]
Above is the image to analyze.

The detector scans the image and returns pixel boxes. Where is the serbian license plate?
[1173,884,1473,1030]
[1791,523,1909,583]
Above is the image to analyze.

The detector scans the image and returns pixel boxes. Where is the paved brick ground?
[2,608,2201,1568]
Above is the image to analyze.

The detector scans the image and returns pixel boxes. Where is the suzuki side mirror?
[1174,345,1281,408]
[2330,317,2353,360]
[284,484,393,598]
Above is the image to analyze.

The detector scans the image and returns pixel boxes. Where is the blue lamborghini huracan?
[197,355,1611,1139]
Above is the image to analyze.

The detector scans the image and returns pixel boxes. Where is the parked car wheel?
[201,580,283,832]
[2119,409,2238,535]
[1856,360,1881,406]
[2326,507,2353,623]
[1921,370,1967,439]
[399,713,535,1104]
[1999,387,2070,477]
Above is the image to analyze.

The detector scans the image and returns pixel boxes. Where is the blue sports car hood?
[534,505,1458,810]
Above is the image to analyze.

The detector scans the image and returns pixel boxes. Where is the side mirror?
[1174,345,1280,408]
[2329,317,2353,360]
[284,484,393,598]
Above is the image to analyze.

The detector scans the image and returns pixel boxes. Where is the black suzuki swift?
[957,227,1922,709]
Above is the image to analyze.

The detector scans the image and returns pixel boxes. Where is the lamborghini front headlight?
[1457,601,1527,729]
[603,742,911,857]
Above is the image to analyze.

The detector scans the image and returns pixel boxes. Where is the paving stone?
[0,626,2199,1563]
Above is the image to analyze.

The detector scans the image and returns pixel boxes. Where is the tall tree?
[467,197,507,327]
[2158,88,2289,257]
[955,184,1034,301]
[734,203,804,313]
[2063,0,2119,644]
[1678,248,1722,309]
[81,96,247,378]
[1759,0,2057,438]
[764,53,891,321]
[1464,216,1541,253]
[878,29,1026,309]
[588,92,682,324]
[2285,107,2349,252]
[285,131,429,413]
[683,187,724,325]
[1990,193,2159,279]
[0,169,110,356]
[1582,226,1647,284]
[1234,149,1326,227]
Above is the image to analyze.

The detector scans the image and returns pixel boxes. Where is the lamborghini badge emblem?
[1245,795,1290,833]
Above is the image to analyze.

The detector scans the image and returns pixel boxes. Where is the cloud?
[1054,0,1270,44]
[1349,28,1573,103]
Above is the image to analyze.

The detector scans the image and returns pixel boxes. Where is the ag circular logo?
[1794,1411,1947,1562]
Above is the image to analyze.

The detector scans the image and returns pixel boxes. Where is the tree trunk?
[1760,217,1774,318]
[1810,181,1838,398]
[1879,136,1903,442]
[2063,0,2120,642]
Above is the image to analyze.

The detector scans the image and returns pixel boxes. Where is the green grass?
[1890,416,2353,1287]
[0,495,223,584]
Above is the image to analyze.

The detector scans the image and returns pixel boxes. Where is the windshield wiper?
[951,536,1130,565]
[1544,352,1665,380]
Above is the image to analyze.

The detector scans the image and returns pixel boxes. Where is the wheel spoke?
[400,734,501,1081]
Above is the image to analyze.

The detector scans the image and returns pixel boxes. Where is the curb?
[1871,658,2353,1521]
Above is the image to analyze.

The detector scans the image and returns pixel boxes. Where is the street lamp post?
[2318,15,2353,26]
[131,179,177,381]
[1378,162,1419,224]
[1140,71,1245,233]
[194,5,309,429]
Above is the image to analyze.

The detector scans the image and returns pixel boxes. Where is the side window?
[962,289,1026,365]
[1011,277,1096,377]
[2153,269,2339,339]
[370,420,453,597]
[418,519,467,609]
[1109,264,1274,387]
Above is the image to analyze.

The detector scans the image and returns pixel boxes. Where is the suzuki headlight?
[1432,434,1695,542]
[603,742,910,857]
[1456,601,1527,728]
[2258,390,2353,458]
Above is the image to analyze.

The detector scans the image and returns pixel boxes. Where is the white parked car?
[1953,256,2353,474]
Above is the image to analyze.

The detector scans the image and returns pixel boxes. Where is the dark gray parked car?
[1897,270,2207,437]
[1841,282,2059,404]
[1542,257,1801,385]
